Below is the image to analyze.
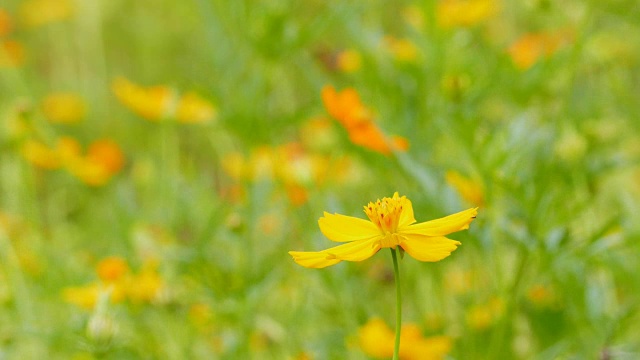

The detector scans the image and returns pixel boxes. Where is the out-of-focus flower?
[466,297,504,330]
[299,117,339,152]
[321,85,409,155]
[445,170,485,207]
[437,0,498,28]
[527,284,557,308]
[96,257,130,283]
[41,93,86,124]
[20,0,74,28]
[68,139,125,186]
[289,192,477,268]
[403,6,425,30]
[125,261,164,304]
[0,9,12,37]
[336,49,362,73]
[63,284,103,310]
[175,92,217,124]
[0,40,25,68]
[508,30,572,70]
[21,139,61,169]
[444,266,473,295]
[358,318,452,360]
[112,77,174,121]
[383,36,420,63]
[56,136,82,166]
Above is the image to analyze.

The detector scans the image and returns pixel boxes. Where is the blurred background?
[1,0,640,358]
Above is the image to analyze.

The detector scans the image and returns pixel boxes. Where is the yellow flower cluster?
[358,318,452,360]
[112,77,217,124]
[21,137,124,186]
[63,257,164,310]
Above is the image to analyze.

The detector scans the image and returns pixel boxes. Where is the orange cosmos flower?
[0,9,12,37]
[321,85,409,155]
[289,192,477,268]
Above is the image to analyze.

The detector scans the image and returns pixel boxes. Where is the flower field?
[1,0,640,359]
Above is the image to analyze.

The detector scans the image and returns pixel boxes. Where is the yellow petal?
[401,207,477,236]
[288,251,341,269]
[399,235,461,262]
[318,212,380,242]
[289,238,381,269]
[398,198,416,228]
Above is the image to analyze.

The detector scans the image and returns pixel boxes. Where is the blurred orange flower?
[96,256,130,283]
[508,30,572,70]
[0,9,12,37]
[67,139,125,186]
[20,0,74,28]
[437,0,498,28]
[0,40,25,68]
[358,318,452,360]
[321,85,409,155]
[41,92,86,123]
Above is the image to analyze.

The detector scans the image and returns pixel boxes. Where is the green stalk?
[390,248,402,360]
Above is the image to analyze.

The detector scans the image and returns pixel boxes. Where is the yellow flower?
[437,0,498,29]
[357,318,452,360]
[445,170,485,207]
[175,92,217,124]
[289,192,477,268]
[20,0,74,28]
[336,49,362,73]
[21,139,61,169]
[41,92,86,123]
[383,36,420,63]
[111,77,174,121]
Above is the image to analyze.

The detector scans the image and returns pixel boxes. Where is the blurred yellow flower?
[20,0,74,27]
[321,85,409,155]
[0,40,25,68]
[437,0,498,28]
[41,93,86,123]
[358,318,452,360]
[445,170,485,207]
[466,297,504,330]
[21,139,61,169]
[125,262,164,304]
[336,49,362,73]
[403,6,425,30]
[508,31,572,70]
[289,192,477,268]
[55,136,82,166]
[63,284,102,310]
[112,77,174,121]
[384,36,420,63]
[0,9,12,37]
[176,92,217,124]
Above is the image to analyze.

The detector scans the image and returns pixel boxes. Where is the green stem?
[390,248,402,360]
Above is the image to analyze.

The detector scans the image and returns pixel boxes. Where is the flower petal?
[398,198,416,228]
[399,235,461,262]
[288,251,341,269]
[289,238,381,269]
[319,212,381,242]
[401,207,477,236]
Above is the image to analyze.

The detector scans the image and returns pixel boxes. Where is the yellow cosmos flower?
[289,192,477,268]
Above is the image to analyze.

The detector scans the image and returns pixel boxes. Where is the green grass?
[1,0,640,358]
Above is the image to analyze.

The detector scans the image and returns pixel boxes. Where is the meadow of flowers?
[1,0,640,359]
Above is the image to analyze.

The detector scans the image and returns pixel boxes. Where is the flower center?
[364,192,405,235]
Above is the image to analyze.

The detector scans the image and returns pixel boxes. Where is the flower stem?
[390,247,401,360]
